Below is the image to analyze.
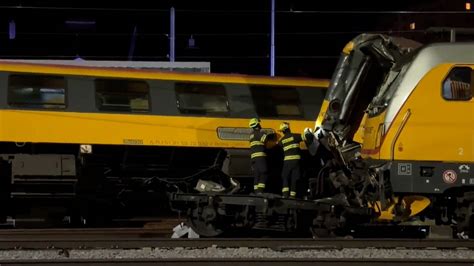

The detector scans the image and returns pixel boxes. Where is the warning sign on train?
[459,164,470,174]
[443,170,457,184]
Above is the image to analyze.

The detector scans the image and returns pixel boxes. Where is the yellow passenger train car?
[0,61,328,225]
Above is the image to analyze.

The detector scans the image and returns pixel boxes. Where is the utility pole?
[270,0,275,76]
[128,25,137,61]
[170,7,176,62]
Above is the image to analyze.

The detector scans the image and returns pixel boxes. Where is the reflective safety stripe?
[283,143,300,151]
[254,185,258,190]
[281,137,294,144]
[257,183,266,188]
[290,191,296,196]
[250,141,264,146]
[251,152,266,158]
[282,187,290,192]
[260,134,267,143]
[284,155,301,160]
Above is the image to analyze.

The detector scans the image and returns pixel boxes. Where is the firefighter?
[278,122,305,198]
[248,118,269,194]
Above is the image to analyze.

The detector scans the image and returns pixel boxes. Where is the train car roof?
[0,61,329,87]
[0,59,211,73]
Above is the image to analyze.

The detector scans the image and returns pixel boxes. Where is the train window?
[175,82,229,115]
[250,85,303,118]
[442,67,473,101]
[95,79,150,112]
[8,75,66,109]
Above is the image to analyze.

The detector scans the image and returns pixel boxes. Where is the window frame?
[441,66,473,102]
[95,78,151,113]
[174,82,230,116]
[249,85,304,119]
[7,74,68,110]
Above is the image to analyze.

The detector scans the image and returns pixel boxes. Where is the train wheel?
[187,206,224,237]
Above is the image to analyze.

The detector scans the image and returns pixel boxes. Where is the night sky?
[1,0,473,78]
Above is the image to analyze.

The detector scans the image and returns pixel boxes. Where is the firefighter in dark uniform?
[248,118,269,194]
[278,122,306,198]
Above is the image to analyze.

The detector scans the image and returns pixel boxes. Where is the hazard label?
[443,170,457,184]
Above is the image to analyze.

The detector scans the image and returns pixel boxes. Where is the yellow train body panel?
[362,64,474,162]
[369,196,431,221]
[315,99,329,129]
[0,110,313,148]
[360,110,388,159]
[352,114,367,144]
[0,62,329,87]
[0,61,328,149]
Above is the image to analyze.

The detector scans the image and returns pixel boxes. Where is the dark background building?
[1,0,473,78]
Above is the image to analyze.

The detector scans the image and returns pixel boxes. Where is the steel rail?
[0,258,472,266]
[0,229,472,250]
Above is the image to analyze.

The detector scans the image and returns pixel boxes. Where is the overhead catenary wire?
[0,30,428,37]
[0,6,465,65]
[0,6,473,14]
[0,55,340,59]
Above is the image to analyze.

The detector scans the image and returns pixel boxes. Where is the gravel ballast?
[0,247,472,260]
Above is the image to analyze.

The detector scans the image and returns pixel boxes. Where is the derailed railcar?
[0,61,328,225]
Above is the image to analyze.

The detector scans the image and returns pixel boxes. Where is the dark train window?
[442,67,473,101]
[175,82,229,115]
[250,85,303,118]
[8,75,66,109]
[95,79,150,112]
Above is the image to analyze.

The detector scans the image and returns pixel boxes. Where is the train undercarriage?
[0,139,470,239]
[169,192,374,238]
[109,139,468,239]
[0,141,232,227]
[166,139,474,239]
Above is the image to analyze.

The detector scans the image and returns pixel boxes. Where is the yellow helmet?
[249,118,261,128]
[279,122,289,131]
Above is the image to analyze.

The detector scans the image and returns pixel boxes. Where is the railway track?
[0,229,471,265]
[0,228,472,250]
[0,258,472,265]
